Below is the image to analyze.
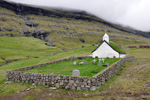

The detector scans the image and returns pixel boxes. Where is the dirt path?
[0,91,31,100]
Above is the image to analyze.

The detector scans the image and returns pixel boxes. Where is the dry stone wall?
[12,56,90,71]
[6,56,134,91]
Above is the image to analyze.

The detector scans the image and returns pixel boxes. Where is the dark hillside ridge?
[0,0,150,38]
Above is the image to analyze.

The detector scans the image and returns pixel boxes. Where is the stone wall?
[12,56,91,71]
[6,56,134,91]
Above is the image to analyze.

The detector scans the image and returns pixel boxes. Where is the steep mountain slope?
[0,0,150,50]
[0,1,150,99]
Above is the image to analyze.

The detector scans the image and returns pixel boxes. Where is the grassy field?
[0,47,149,100]
[0,34,149,100]
[0,40,149,100]
[0,44,96,98]
[24,58,120,77]
[0,37,62,64]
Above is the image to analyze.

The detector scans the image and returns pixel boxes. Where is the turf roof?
[109,41,126,54]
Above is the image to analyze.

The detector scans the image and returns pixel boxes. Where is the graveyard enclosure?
[22,57,121,77]
[6,56,134,91]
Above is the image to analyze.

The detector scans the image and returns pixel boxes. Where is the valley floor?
[0,48,150,100]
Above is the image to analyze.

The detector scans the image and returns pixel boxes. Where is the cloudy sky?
[8,0,150,32]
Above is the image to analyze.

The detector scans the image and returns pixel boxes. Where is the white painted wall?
[92,42,120,58]
[120,54,126,58]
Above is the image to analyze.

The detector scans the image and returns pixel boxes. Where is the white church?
[92,33,126,58]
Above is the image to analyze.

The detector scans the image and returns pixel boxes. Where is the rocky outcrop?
[32,30,50,41]
[24,17,39,27]
[79,38,85,43]
[45,42,55,46]
[25,21,39,27]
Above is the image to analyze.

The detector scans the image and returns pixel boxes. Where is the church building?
[92,33,126,58]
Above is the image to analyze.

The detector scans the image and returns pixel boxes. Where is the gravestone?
[73,61,77,65]
[98,62,102,66]
[105,63,109,66]
[72,70,80,76]
[83,61,88,64]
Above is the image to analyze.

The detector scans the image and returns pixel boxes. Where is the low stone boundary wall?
[6,56,134,91]
[12,56,91,71]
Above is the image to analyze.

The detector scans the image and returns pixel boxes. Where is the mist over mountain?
[0,0,150,51]
[7,0,150,32]
[1,0,150,38]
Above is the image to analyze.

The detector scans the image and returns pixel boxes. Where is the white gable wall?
[120,54,126,58]
[92,42,120,58]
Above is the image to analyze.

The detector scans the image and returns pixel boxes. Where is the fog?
[7,0,150,32]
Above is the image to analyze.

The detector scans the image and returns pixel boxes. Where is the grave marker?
[98,58,101,62]
[98,62,102,66]
[73,61,77,65]
[83,61,88,65]
[72,70,80,76]
[105,63,109,66]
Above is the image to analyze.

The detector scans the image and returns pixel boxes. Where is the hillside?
[0,37,62,66]
[0,0,150,100]
[0,0,150,51]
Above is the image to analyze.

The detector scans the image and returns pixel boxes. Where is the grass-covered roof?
[109,41,126,54]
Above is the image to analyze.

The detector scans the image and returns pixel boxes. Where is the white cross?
[98,58,101,62]
[102,58,105,63]
[93,59,96,63]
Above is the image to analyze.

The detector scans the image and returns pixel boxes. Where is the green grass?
[0,43,149,99]
[0,37,62,62]
[0,45,96,97]
[0,46,96,83]
[1,7,150,51]
[0,58,6,65]
[0,82,29,97]
[109,41,126,53]
[23,58,121,77]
